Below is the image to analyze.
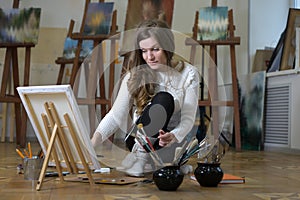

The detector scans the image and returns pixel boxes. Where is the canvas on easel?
[120,0,174,54]
[186,2,242,150]
[17,85,101,190]
[0,7,41,44]
[62,37,93,59]
[58,2,114,62]
[83,2,114,35]
[0,1,41,147]
[124,0,174,30]
[197,6,228,41]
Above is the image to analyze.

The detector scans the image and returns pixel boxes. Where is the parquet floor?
[1,141,300,200]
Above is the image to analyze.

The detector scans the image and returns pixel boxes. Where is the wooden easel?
[185,0,241,150]
[55,0,120,136]
[0,0,35,147]
[0,75,15,143]
[36,101,95,191]
[56,0,118,87]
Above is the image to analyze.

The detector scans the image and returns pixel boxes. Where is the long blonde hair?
[126,19,181,115]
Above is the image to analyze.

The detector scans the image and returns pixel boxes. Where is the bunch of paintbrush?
[173,136,213,166]
[135,123,164,167]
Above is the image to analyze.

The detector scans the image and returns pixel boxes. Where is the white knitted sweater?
[94,62,200,143]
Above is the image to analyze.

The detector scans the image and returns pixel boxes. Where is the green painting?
[238,71,266,150]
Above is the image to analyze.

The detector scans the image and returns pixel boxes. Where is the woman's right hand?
[158,130,176,147]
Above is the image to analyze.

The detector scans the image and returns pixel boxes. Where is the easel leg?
[9,74,15,142]
[9,103,15,142]
[48,102,78,173]
[64,114,95,186]
[230,44,241,151]
[1,103,7,142]
[44,102,74,173]
[41,114,64,182]
[36,124,58,191]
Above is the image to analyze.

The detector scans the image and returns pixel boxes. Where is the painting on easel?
[62,37,93,59]
[0,7,41,44]
[121,0,174,53]
[197,6,228,41]
[125,0,174,30]
[83,2,114,35]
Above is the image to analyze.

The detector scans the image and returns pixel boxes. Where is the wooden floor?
[1,141,300,200]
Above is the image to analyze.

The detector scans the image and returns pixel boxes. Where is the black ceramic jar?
[194,162,224,187]
[153,165,184,191]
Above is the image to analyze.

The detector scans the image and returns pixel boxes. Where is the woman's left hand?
[158,130,176,147]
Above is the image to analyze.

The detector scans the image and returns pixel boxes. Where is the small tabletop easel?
[36,101,95,191]
[185,0,241,150]
[0,0,35,147]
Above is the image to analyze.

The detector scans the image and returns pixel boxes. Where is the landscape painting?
[197,6,228,41]
[62,37,93,59]
[83,2,114,35]
[0,7,41,44]
[238,71,266,150]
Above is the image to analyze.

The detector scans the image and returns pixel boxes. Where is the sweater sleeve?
[94,73,132,141]
[171,65,200,143]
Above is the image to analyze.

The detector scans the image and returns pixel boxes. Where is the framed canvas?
[83,2,114,35]
[267,30,285,72]
[197,6,228,41]
[252,49,273,72]
[17,85,101,170]
[280,8,300,71]
[0,7,41,44]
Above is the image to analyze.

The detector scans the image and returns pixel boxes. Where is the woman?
[91,19,199,177]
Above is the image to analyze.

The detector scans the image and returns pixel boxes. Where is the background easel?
[59,0,119,88]
[55,0,119,137]
[185,0,241,150]
[0,75,15,143]
[55,0,117,86]
[36,101,95,191]
[0,0,35,147]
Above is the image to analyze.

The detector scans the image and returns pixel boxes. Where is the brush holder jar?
[194,162,223,187]
[153,165,184,191]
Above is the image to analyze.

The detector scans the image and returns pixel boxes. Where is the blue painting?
[198,6,228,41]
[83,2,114,35]
[62,37,93,59]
